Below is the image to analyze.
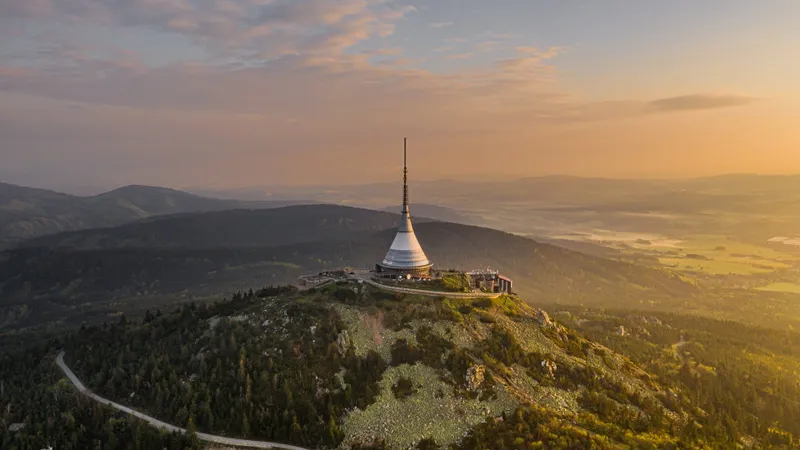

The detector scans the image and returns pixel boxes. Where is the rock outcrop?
[465,365,486,390]
[533,309,553,328]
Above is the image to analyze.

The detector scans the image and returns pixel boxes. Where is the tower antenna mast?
[402,137,409,216]
[375,136,432,276]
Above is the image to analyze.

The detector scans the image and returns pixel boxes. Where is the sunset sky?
[1,0,798,191]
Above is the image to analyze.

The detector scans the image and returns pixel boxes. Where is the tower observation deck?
[375,138,433,278]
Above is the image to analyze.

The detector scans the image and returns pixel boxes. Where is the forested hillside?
[0,331,202,449]
[3,283,794,449]
[556,306,800,447]
[53,284,722,449]
[0,183,304,248]
[21,205,404,250]
[0,206,698,330]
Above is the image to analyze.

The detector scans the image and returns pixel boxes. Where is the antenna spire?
[402,137,409,216]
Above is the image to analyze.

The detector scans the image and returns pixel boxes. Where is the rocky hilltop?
[65,283,713,449]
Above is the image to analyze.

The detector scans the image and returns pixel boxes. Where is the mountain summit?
[62,283,715,449]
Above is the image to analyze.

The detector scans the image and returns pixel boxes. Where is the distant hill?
[1,205,696,329]
[0,182,308,248]
[22,205,410,250]
[380,203,474,225]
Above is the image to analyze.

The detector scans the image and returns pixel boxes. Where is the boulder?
[465,365,486,390]
[533,309,553,327]
[336,330,351,355]
[541,359,557,378]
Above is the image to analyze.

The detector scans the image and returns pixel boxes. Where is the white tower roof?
[381,214,431,268]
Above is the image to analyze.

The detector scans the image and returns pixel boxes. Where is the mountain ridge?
[16,204,404,250]
[0,205,698,330]
[0,182,311,248]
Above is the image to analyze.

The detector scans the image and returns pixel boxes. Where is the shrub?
[390,339,423,366]
[391,377,417,399]
[416,438,440,450]
[472,298,494,309]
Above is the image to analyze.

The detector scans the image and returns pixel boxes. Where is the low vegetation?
[557,306,800,446]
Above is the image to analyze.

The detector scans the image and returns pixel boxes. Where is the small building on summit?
[375,138,433,279]
[466,269,513,294]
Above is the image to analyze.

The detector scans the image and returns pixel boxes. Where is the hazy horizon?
[2,0,799,189]
[7,171,800,198]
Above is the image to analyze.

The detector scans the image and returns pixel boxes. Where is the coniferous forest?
[3,284,798,449]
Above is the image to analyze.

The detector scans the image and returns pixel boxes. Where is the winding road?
[671,335,689,365]
[56,352,311,450]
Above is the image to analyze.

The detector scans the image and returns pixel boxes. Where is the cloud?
[474,40,500,53]
[362,47,403,56]
[480,31,516,40]
[375,58,412,67]
[515,46,563,59]
[0,0,624,187]
[0,0,417,60]
[446,53,473,61]
[648,94,757,112]
[429,21,452,28]
[0,47,563,119]
[0,66,34,78]
[495,46,563,73]
[254,0,376,27]
[0,1,567,120]
[0,0,54,17]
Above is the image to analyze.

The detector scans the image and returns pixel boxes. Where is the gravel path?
[351,275,502,299]
[56,352,312,450]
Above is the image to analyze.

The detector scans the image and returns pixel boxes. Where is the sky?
[1,0,799,191]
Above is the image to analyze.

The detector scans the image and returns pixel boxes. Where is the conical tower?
[376,138,433,277]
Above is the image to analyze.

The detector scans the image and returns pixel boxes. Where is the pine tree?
[241,414,251,437]
[327,414,341,445]
[186,417,200,447]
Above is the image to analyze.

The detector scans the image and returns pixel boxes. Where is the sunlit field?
[757,282,800,294]
[551,231,797,275]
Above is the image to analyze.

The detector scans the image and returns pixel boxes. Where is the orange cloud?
[648,94,758,112]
